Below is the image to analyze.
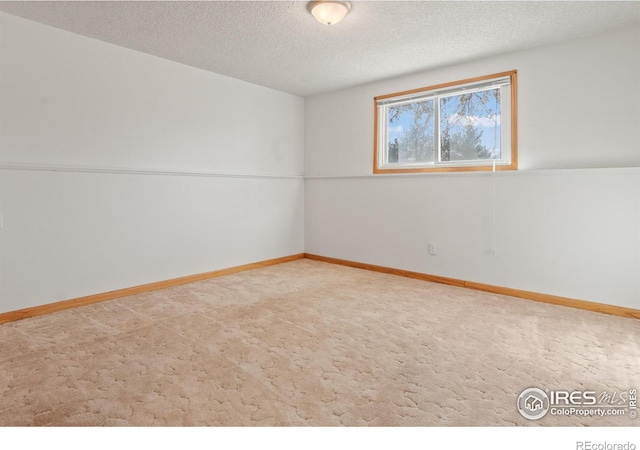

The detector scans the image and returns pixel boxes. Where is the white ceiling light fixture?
[307,1,352,26]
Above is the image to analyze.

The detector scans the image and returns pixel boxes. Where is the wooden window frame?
[373,70,518,174]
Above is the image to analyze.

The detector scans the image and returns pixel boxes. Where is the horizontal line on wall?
[0,253,305,325]
[305,166,640,180]
[0,162,303,180]
[3,163,638,181]
[304,253,640,321]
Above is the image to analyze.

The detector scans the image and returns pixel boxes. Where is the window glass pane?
[439,88,501,161]
[387,99,435,164]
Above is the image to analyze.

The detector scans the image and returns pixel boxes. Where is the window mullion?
[434,96,441,164]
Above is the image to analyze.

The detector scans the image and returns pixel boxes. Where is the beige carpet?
[1,259,638,426]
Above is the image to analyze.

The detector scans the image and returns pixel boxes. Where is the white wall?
[305,26,640,309]
[2,12,638,314]
[0,12,304,313]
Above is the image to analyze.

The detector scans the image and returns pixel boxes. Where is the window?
[374,71,517,173]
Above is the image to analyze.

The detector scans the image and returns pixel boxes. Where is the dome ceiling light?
[307,1,352,26]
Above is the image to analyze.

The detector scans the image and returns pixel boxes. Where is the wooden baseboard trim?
[304,253,640,321]
[3,252,636,324]
[0,253,305,325]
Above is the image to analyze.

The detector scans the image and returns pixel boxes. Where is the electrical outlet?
[428,242,437,255]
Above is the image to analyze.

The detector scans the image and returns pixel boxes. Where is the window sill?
[373,162,518,174]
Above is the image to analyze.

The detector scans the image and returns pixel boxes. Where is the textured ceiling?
[1,1,639,97]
